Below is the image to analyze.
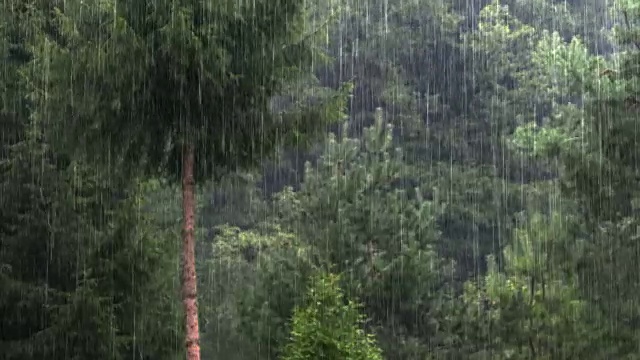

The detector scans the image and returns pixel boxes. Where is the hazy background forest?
[1,0,639,359]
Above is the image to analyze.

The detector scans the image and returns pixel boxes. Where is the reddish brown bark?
[181,143,201,360]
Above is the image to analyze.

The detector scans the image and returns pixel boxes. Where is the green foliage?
[199,224,317,359]
[269,110,458,358]
[509,1,640,355]
[0,122,182,359]
[448,211,601,360]
[512,13,638,221]
[510,121,567,157]
[6,1,640,359]
[25,0,350,182]
[280,272,383,360]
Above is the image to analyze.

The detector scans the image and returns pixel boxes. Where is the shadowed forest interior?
[1,0,640,359]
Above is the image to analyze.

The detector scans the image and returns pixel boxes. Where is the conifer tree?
[281,273,383,360]
[511,0,640,354]
[24,1,350,359]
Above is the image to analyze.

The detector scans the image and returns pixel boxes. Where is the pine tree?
[280,272,383,360]
[23,1,351,359]
[510,0,640,354]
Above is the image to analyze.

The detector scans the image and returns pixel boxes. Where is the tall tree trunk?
[181,143,201,360]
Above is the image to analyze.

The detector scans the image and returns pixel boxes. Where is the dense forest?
[1,0,639,359]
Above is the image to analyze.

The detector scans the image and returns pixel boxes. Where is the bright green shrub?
[280,272,383,360]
